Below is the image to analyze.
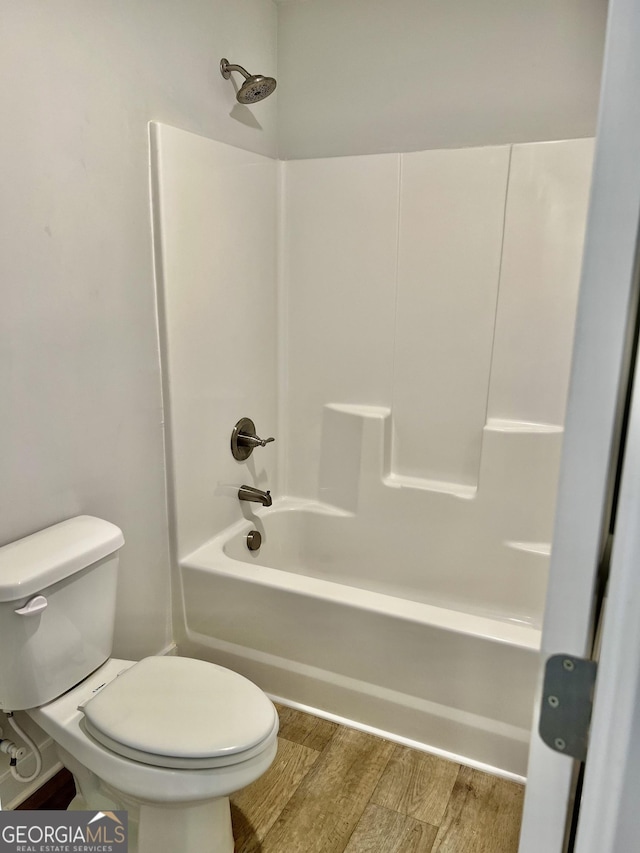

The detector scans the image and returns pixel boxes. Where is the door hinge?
[539,654,598,761]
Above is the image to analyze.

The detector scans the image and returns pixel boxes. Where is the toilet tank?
[0,516,124,711]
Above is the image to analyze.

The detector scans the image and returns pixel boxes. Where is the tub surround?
[283,138,594,500]
[150,124,279,560]
[276,404,557,624]
[153,125,594,777]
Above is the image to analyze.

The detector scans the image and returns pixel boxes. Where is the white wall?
[276,0,607,159]
[0,0,276,803]
[0,0,277,660]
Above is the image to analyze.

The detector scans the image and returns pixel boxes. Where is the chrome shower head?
[220,58,277,104]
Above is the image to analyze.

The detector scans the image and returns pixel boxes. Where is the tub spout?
[238,485,272,507]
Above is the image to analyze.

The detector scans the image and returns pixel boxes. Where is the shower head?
[220,58,277,104]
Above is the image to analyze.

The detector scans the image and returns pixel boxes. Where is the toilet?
[0,516,278,853]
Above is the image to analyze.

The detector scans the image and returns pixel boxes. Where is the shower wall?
[155,127,593,625]
[152,124,278,560]
[281,139,594,623]
[284,140,593,489]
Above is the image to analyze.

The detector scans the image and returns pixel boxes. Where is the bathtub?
[179,498,540,780]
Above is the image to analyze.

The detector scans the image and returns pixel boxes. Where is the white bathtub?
[180,498,540,780]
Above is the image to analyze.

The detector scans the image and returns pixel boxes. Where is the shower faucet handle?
[243,434,275,449]
[231,417,275,461]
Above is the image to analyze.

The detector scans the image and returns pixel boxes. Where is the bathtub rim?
[182,499,541,653]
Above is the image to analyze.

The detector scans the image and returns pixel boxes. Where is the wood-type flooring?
[17,702,525,852]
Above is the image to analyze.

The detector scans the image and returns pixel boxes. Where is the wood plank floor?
[18,704,525,852]
[232,703,524,853]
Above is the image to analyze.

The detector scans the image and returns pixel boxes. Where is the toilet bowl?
[0,516,278,853]
[28,657,279,853]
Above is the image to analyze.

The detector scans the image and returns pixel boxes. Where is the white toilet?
[0,515,278,853]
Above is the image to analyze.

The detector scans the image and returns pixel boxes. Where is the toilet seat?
[79,656,278,770]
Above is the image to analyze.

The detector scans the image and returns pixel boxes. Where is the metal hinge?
[539,654,598,761]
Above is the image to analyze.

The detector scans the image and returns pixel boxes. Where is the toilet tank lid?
[0,516,124,602]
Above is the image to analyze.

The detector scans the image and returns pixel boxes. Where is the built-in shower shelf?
[320,403,562,511]
[383,472,477,499]
[485,418,563,434]
[316,400,558,626]
[506,541,552,556]
[325,403,391,418]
